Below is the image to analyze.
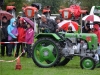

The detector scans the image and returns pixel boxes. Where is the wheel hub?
[43,50,49,56]
[83,59,94,68]
[86,62,90,66]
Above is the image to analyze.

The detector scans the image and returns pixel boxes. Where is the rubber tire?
[58,57,70,66]
[58,38,73,66]
[32,37,61,68]
[80,57,96,70]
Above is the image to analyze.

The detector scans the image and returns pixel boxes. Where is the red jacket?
[93,24,100,44]
[17,27,26,42]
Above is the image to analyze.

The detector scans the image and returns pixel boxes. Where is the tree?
[3,0,27,14]
[33,0,62,13]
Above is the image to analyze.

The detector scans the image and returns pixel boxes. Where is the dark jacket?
[0,28,5,41]
[0,20,10,41]
[40,19,58,33]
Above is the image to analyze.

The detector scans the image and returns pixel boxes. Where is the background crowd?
[0,16,34,58]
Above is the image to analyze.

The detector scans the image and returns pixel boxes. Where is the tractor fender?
[35,33,62,41]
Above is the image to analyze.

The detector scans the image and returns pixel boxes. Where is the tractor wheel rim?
[33,40,58,66]
[82,59,94,69]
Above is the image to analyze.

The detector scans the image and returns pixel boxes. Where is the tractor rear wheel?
[80,57,96,70]
[58,57,71,66]
[58,38,73,66]
[32,37,61,68]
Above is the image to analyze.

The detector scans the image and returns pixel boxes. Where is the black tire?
[58,39,72,66]
[58,57,70,66]
[80,57,96,70]
[32,37,61,68]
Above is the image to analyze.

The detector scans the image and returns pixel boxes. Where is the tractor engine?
[62,38,88,57]
[60,32,98,57]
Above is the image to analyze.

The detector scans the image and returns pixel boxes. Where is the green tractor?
[32,32,100,70]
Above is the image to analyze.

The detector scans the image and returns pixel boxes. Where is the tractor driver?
[39,14,59,33]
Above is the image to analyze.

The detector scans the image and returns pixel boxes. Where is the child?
[15,17,26,57]
[25,23,34,58]
[67,26,74,33]
[7,18,18,56]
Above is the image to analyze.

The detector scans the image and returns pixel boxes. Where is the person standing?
[7,18,18,56]
[15,17,26,57]
[0,28,4,42]
[0,16,10,56]
[92,24,100,67]
[93,24,100,44]
[25,23,34,58]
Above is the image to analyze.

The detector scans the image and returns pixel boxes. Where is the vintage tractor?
[22,3,42,33]
[6,2,16,18]
[32,32,100,70]
[42,6,51,19]
[59,5,88,24]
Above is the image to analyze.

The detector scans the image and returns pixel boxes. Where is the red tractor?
[42,6,51,18]
[6,2,16,18]
[59,5,88,24]
[22,3,41,18]
[22,3,42,33]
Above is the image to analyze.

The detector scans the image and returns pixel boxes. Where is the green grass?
[0,56,100,75]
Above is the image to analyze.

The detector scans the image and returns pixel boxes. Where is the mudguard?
[35,33,62,41]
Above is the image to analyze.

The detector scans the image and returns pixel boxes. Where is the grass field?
[0,56,100,75]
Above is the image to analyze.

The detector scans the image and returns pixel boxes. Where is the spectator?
[93,24,100,61]
[15,17,26,57]
[82,21,90,33]
[7,18,18,56]
[40,15,58,33]
[25,23,34,58]
[67,26,74,33]
[0,28,4,42]
[93,24,100,44]
[55,16,62,24]
[0,16,10,56]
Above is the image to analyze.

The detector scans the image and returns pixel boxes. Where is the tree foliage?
[3,0,27,14]
[33,0,62,13]
[2,0,100,14]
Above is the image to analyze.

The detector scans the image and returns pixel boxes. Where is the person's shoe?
[15,54,18,57]
[8,54,12,57]
[1,55,4,57]
[27,55,32,58]
[21,53,25,57]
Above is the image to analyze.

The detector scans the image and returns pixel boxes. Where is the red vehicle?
[22,3,41,18]
[6,2,16,18]
[42,6,51,18]
[59,5,88,24]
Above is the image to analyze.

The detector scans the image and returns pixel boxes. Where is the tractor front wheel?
[80,57,96,70]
